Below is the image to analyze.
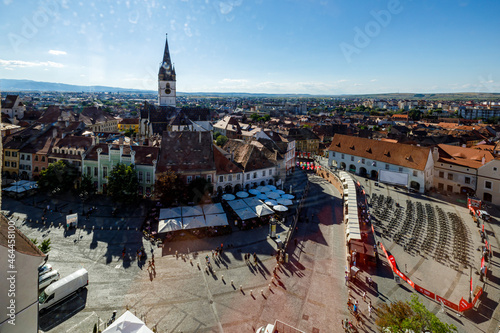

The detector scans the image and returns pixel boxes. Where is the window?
[146,172,151,184]
[11,162,16,168]
[373,161,377,167]
[187,176,192,184]
[447,185,453,192]
[253,172,257,179]
[485,181,492,189]
[26,155,30,161]
[413,170,418,177]
[247,174,250,180]
[439,171,444,178]
[41,156,45,162]
[341,154,345,159]
[12,152,17,157]
[361,158,365,164]
[447,173,453,180]
[269,169,272,176]
[139,171,143,182]
[494,167,498,172]
[87,167,91,175]
[228,175,233,181]
[5,151,10,157]
[465,177,471,184]
[5,161,10,167]
[219,175,224,182]
[385,164,389,170]
[262,170,266,177]
[207,175,212,183]
[94,167,98,177]
[20,155,24,160]
[35,155,38,161]
[34,167,39,172]
[103,167,108,178]
[399,167,403,172]
[331,152,336,157]
[236,174,240,181]
[351,156,354,161]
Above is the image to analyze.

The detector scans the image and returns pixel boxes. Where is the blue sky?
[1,0,499,95]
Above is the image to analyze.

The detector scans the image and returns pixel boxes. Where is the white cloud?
[219,78,248,84]
[370,79,378,82]
[49,50,67,56]
[0,59,64,68]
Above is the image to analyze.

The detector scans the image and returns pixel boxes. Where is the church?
[140,34,213,138]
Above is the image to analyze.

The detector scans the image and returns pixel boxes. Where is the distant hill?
[0,79,156,93]
[1,79,499,100]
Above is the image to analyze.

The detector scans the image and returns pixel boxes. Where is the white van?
[38,270,60,290]
[39,268,88,312]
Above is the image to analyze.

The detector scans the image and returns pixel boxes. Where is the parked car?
[39,270,60,290]
[38,264,53,276]
[39,268,88,312]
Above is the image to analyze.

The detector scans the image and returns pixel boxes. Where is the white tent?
[243,197,262,208]
[182,205,204,217]
[266,192,281,199]
[264,199,278,206]
[102,310,153,333]
[253,204,274,217]
[222,193,235,201]
[277,198,293,206]
[228,199,248,211]
[158,218,183,233]
[249,189,261,195]
[159,207,182,220]
[205,214,229,227]
[273,205,288,212]
[234,207,258,220]
[202,203,225,215]
[183,216,207,230]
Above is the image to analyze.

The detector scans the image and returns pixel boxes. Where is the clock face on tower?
[165,88,171,94]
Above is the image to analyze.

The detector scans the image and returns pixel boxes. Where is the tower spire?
[159,33,176,81]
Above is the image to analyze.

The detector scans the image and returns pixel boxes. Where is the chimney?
[432,147,439,162]
[482,156,486,165]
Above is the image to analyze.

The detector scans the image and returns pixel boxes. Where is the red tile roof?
[328,134,431,171]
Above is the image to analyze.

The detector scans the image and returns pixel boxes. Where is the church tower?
[158,34,176,107]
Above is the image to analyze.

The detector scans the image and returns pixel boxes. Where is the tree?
[30,238,51,254]
[124,128,135,137]
[376,295,457,333]
[186,177,213,204]
[216,135,228,147]
[79,174,95,199]
[38,160,78,194]
[107,163,139,203]
[250,113,260,122]
[213,131,221,140]
[39,239,51,254]
[154,171,186,206]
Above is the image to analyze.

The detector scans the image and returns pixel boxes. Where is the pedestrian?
[294,238,298,247]
[368,303,372,318]
[147,261,152,272]
[363,291,366,302]
[253,252,257,265]
[122,247,126,259]
[220,243,223,254]
[345,274,349,286]
[151,257,155,269]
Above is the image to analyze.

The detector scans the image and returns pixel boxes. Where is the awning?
[159,207,182,220]
[158,218,183,233]
[243,197,262,208]
[234,207,258,220]
[228,199,248,211]
[182,205,204,217]
[202,203,225,215]
[183,216,207,230]
[205,214,229,227]
[103,310,153,333]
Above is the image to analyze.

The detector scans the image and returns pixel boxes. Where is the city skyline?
[1,0,500,95]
